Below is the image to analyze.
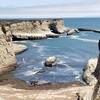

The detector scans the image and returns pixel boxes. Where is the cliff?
[0,19,69,40]
[0,31,27,75]
[0,33,16,75]
[2,19,65,34]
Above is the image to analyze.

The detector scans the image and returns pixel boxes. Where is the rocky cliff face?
[83,41,100,100]
[49,19,65,33]
[0,19,65,35]
[0,33,16,75]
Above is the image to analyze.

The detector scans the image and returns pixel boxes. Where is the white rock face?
[83,58,98,85]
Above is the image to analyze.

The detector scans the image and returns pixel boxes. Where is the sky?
[0,0,100,18]
[0,0,96,7]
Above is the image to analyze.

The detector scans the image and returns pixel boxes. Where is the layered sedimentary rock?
[0,34,16,75]
[0,19,77,39]
[8,19,65,34]
[0,19,65,40]
[49,19,66,33]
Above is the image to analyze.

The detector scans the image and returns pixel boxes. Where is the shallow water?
[14,18,100,83]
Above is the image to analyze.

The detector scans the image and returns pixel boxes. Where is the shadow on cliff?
[91,54,100,100]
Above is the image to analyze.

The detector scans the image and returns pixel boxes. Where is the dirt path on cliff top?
[0,72,84,100]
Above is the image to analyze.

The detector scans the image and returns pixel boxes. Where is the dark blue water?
[64,18,100,29]
[14,18,100,83]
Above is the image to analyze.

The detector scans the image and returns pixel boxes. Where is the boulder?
[44,56,57,67]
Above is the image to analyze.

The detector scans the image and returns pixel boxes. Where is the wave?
[31,42,46,56]
[32,43,40,48]
[57,60,81,79]
[70,35,98,43]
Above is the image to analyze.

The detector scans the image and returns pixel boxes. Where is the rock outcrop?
[0,19,79,39]
[0,34,16,75]
[83,58,98,85]
[67,29,79,35]
[13,43,27,54]
[83,40,100,100]
[49,19,65,33]
[0,19,67,40]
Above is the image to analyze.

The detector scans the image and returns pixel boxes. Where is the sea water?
[14,18,100,83]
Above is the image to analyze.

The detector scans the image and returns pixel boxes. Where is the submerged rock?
[44,56,57,67]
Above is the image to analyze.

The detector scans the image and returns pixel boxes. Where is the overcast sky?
[0,0,97,7]
[0,0,100,18]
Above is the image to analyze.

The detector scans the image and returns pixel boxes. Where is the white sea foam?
[58,60,66,64]
[59,64,80,79]
[32,43,40,48]
[70,35,98,43]
[70,35,79,39]
[15,69,39,77]
[32,43,46,56]
[71,57,84,62]
[24,70,39,76]
[22,58,26,64]
[37,46,45,56]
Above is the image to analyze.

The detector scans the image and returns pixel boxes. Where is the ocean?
[14,18,100,83]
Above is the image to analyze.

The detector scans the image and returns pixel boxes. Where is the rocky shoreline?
[0,72,94,100]
[0,19,100,100]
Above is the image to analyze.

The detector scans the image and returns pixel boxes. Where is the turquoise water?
[14,18,100,83]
